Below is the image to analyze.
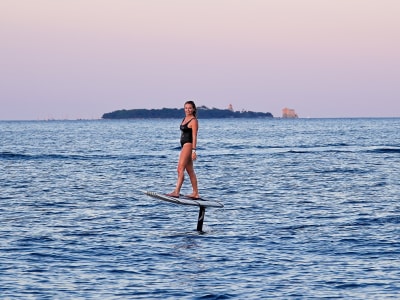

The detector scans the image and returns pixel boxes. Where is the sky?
[1,0,399,120]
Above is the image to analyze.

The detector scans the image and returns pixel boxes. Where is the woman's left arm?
[191,119,199,159]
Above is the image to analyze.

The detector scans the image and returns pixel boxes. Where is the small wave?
[287,146,400,155]
[225,145,250,150]
[0,151,81,160]
[367,147,400,154]
[327,142,350,147]
[314,167,368,174]
[286,149,352,154]
[353,215,400,226]
[0,152,94,161]
[0,151,158,161]
[0,151,29,159]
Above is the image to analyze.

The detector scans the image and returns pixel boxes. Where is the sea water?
[1,118,399,299]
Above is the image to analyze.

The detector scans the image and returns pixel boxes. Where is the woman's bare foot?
[166,192,180,198]
[185,193,200,200]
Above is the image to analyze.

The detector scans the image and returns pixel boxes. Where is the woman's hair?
[185,100,197,117]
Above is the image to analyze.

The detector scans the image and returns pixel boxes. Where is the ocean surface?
[1,118,399,299]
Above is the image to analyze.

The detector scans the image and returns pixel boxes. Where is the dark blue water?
[1,118,399,299]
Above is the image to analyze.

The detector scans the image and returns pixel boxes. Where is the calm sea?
[1,118,399,299]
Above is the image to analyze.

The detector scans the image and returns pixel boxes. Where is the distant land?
[282,107,298,118]
[102,106,274,119]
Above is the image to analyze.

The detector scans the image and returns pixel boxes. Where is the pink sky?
[1,0,399,119]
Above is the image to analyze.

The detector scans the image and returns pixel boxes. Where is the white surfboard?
[144,191,224,208]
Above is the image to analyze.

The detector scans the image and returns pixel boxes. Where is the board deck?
[144,191,224,208]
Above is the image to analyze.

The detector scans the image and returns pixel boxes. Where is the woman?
[167,101,200,199]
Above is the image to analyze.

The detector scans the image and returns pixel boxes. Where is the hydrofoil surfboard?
[144,191,224,231]
[144,191,224,208]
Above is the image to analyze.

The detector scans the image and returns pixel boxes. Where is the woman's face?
[184,103,194,115]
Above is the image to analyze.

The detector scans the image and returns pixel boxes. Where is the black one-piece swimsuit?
[180,118,194,147]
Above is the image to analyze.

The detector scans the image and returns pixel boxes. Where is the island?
[102,105,273,119]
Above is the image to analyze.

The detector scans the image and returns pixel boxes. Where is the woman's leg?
[185,160,199,198]
[168,144,192,196]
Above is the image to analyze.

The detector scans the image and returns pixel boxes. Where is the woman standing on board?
[167,100,200,199]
